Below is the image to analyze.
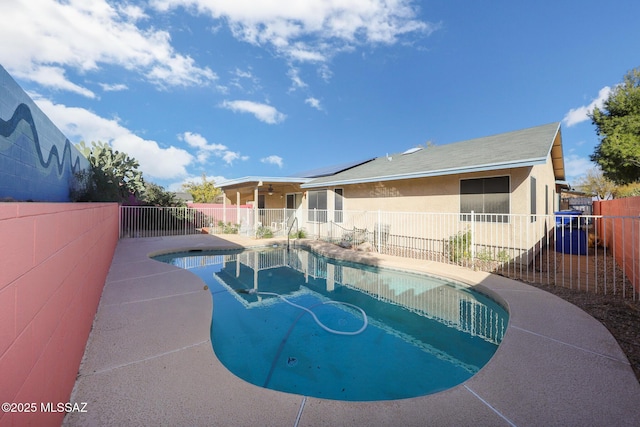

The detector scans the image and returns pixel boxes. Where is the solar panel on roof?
[402,147,423,155]
[290,158,374,178]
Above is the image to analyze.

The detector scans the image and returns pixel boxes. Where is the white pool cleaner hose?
[247,289,368,335]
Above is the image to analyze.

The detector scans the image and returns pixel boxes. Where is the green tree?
[574,168,619,200]
[182,173,221,203]
[142,182,185,207]
[616,182,640,198]
[75,141,145,202]
[589,67,640,185]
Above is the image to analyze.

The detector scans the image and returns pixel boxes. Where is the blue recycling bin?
[555,211,587,255]
[554,210,582,226]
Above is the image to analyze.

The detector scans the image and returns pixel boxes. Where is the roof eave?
[547,123,566,181]
[218,176,312,189]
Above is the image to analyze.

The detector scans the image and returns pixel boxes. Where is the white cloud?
[15,65,97,98]
[288,67,307,91]
[228,67,260,92]
[180,131,226,151]
[305,97,322,110]
[0,0,216,95]
[100,82,128,92]
[150,0,434,63]
[289,48,326,63]
[222,151,249,165]
[220,100,286,124]
[563,86,611,127]
[178,131,245,165]
[234,68,255,79]
[318,64,333,82]
[564,154,595,184]
[261,155,283,168]
[117,4,148,23]
[32,95,193,180]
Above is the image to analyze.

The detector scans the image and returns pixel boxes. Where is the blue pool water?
[154,246,508,401]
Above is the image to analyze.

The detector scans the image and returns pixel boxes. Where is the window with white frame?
[460,176,510,222]
[286,193,302,210]
[334,188,344,223]
[308,190,327,222]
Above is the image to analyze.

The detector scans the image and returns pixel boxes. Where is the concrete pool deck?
[64,235,640,426]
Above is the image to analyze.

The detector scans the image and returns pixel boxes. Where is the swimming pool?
[155,246,508,401]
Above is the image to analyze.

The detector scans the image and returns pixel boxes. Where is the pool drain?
[287,357,298,367]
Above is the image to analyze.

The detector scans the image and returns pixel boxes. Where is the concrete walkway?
[64,235,640,427]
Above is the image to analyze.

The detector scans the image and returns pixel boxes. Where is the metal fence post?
[470,210,476,265]
[377,210,381,253]
[314,208,317,238]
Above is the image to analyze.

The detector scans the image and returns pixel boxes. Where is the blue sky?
[2,0,639,191]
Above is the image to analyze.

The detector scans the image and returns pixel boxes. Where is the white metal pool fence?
[119,206,639,301]
[155,246,507,344]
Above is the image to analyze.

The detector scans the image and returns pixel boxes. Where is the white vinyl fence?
[119,206,639,300]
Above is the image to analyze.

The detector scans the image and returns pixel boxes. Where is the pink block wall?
[0,203,118,427]
[593,197,640,293]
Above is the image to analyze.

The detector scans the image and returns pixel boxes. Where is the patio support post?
[254,187,259,237]
[222,191,227,224]
[236,191,240,233]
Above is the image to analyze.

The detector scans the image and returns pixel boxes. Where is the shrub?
[256,226,273,239]
[217,220,239,234]
[289,228,307,239]
[477,250,494,262]
[496,250,510,263]
[448,229,472,262]
[476,249,511,263]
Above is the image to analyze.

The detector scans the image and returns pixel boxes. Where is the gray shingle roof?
[302,122,562,188]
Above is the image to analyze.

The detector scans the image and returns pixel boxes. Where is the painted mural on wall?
[0,65,89,202]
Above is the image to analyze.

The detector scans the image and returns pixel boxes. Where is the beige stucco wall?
[325,164,556,216]
[305,161,559,264]
[531,154,560,215]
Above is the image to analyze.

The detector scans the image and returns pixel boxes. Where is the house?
[218,122,566,262]
[217,159,373,231]
[219,122,566,220]
[175,191,194,204]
